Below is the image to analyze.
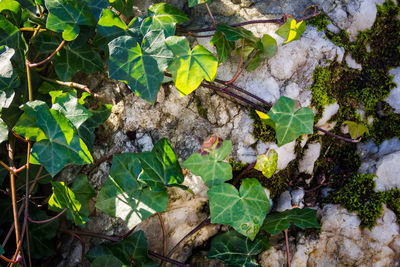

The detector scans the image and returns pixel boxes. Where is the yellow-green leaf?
[343,121,369,139]
[276,18,306,44]
[254,149,278,178]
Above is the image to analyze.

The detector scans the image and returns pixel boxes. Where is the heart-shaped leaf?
[246,34,278,71]
[208,178,270,240]
[108,31,173,103]
[95,153,168,229]
[343,121,369,139]
[137,138,184,192]
[267,96,314,146]
[13,101,93,176]
[91,255,126,267]
[188,0,211,7]
[207,229,268,267]
[262,208,320,235]
[182,137,232,187]
[0,16,27,67]
[70,175,96,219]
[210,31,235,63]
[166,36,218,96]
[216,24,258,44]
[276,18,306,44]
[254,149,278,178]
[48,181,87,225]
[109,0,133,17]
[141,3,189,37]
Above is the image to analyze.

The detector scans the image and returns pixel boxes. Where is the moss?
[195,97,208,119]
[229,158,249,172]
[368,111,400,144]
[307,14,330,32]
[249,108,276,143]
[383,189,400,222]
[310,67,336,121]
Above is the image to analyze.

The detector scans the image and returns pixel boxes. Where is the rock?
[291,189,305,206]
[316,102,340,130]
[276,191,292,212]
[345,54,362,70]
[298,142,321,175]
[375,151,400,191]
[259,247,286,267]
[386,67,400,114]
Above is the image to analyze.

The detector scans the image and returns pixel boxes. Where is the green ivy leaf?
[0,0,21,25]
[86,230,157,266]
[109,0,133,17]
[276,18,306,44]
[208,178,270,240]
[32,31,63,53]
[0,244,4,255]
[267,96,314,146]
[0,16,27,67]
[343,121,369,139]
[0,119,7,143]
[45,0,97,41]
[95,153,168,229]
[78,104,111,149]
[71,175,96,218]
[207,230,268,267]
[210,31,235,63]
[166,36,218,96]
[254,149,278,178]
[48,181,88,225]
[141,3,189,37]
[246,34,277,71]
[0,46,19,109]
[182,138,232,187]
[137,138,184,192]
[262,208,320,235]
[13,101,93,176]
[216,24,258,44]
[27,209,59,259]
[85,0,108,22]
[52,43,104,81]
[108,31,173,103]
[188,0,211,7]
[91,255,127,267]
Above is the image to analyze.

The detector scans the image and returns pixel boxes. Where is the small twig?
[313,126,361,143]
[19,27,46,32]
[0,255,19,264]
[7,143,20,247]
[25,223,33,267]
[205,3,216,28]
[157,213,167,266]
[226,39,245,85]
[27,40,66,68]
[71,233,85,267]
[27,208,67,224]
[284,229,291,267]
[148,250,190,267]
[40,76,100,98]
[0,160,11,172]
[84,149,123,175]
[167,217,211,258]
[12,131,29,142]
[2,203,24,248]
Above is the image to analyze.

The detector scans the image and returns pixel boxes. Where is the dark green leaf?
[84,0,108,22]
[0,244,4,255]
[216,24,258,44]
[275,18,306,44]
[137,138,184,192]
[45,0,96,41]
[182,139,232,187]
[13,101,93,176]
[0,119,8,143]
[27,209,59,259]
[210,31,235,63]
[166,36,218,96]
[208,178,270,240]
[141,3,189,37]
[108,30,173,103]
[188,0,211,7]
[71,174,95,218]
[246,34,278,71]
[262,208,320,235]
[207,230,267,267]
[91,255,127,267]
[53,43,103,81]
[78,104,111,149]
[109,0,133,17]
[48,181,88,225]
[0,198,12,223]
[0,0,22,25]
[32,31,63,53]
[96,153,168,229]
[267,96,314,146]
[0,16,27,67]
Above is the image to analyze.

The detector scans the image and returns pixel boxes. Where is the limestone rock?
[298,142,321,175]
[375,151,400,191]
[386,67,400,114]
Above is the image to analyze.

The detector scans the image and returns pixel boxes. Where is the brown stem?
[157,213,167,263]
[284,229,291,267]
[28,40,66,68]
[226,39,245,85]
[313,126,360,143]
[84,149,123,175]
[225,49,257,86]
[25,223,33,267]
[7,143,20,247]
[12,131,29,142]
[40,76,99,98]
[0,255,19,264]
[0,160,11,172]
[28,208,67,224]
[205,3,216,28]
[2,203,24,248]
[148,250,190,267]
[71,233,85,267]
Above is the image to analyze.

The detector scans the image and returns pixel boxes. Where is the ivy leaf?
[210,31,235,63]
[182,137,232,187]
[71,175,96,218]
[49,91,92,128]
[141,3,189,37]
[0,244,4,255]
[48,181,88,225]
[0,46,19,109]
[207,230,268,267]
[166,36,218,96]
[0,0,21,25]
[262,208,320,235]
[86,230,157,266]
[0,16,27,67]
[110,0,133,17]
[95,153,168,229]
[32,31,63,53]
[208,178,270,240]
[254,149,278,178]
[84,0,108,22]
[267,96,314,146]
[246,34,277,71]
[91,255,126,267]
[0,119,7,143]
[343,121,369,139]
[13,101,93,176]
[137,138,184,192]
[78,104,111,149]
[27,209,59,259]
[276,18,306,44]
[45,0,96,41]
[216,24,258,44]
[52,43,104,81]
[188,0,211,7]
[108,31,173,103]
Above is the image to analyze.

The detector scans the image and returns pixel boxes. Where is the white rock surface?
[298,142,321,174]
[264,141,297,170]
[276,191,293,212]
[316,102,340,130]
[375,151,400,191]
[345,54,362,69]
[386,67,400,113]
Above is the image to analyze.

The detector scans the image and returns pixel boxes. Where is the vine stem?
[205,3,216,28]
[284,229,291,267]
[157,213,167,266]
[0,255,19,264]
[7,143,20,248]
[27,208,67,224]
[27,40,65,68]
[40,76,100,98]
[71,233,85,267]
